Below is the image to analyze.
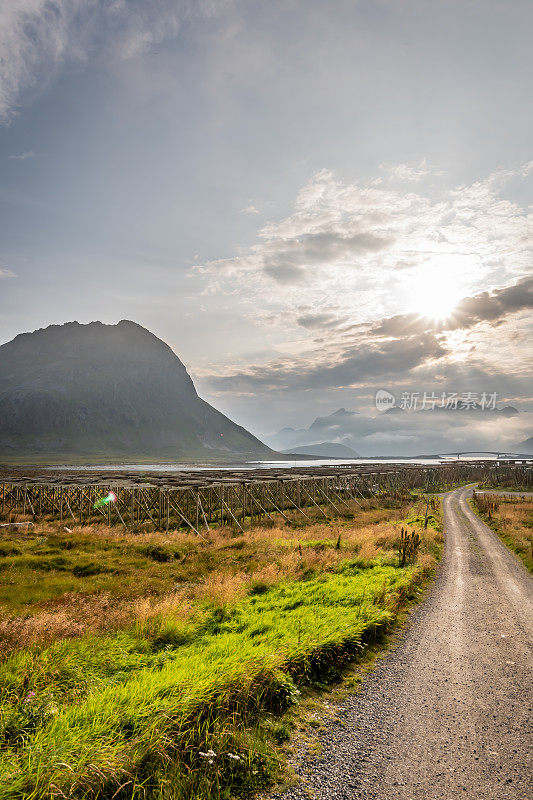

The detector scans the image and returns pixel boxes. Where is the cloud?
[205,224,394,287]
[0,0,81,121]
[296,312,340,330]
[270,397,532,458]
[263,261,307,284]
[0,1,228,121]
[381,159,444,182]
[200,228,394,288]
[449,276,533,329]
[372,312,431,338]
[263,230,393,283]
[8,150,36,160]
[0,268,16,278]
[242,204,260,215]
[195,163,532,442]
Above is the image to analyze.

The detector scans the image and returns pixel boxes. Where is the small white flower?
[227,753,241,760]
[199,749,217,758]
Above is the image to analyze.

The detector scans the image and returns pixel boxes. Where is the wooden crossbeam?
[167,492,205,539]
[221,496,244,532]
[246,488,277,523]
[298,484,329,518]
[278,482,312,521]
[263,485,292,523]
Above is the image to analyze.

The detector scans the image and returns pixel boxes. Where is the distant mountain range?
[267,404,528,457]
[0,320,275,463]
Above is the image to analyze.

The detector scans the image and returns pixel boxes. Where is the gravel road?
[270,485,533,800]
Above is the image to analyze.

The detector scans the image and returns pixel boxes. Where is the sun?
[410,279,463,321]
[405,258,471,322]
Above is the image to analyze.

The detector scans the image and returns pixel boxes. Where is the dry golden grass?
[199,570,250,605]
[416,552,438,574]
[0,611,85,650]
[0,592,136,651]
[473,493,533,572]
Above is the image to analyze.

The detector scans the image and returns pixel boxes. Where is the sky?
[0,0,532,454]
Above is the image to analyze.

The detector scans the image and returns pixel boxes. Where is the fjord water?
[51,457,448,471]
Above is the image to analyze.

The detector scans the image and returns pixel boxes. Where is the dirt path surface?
[271,485,533,800]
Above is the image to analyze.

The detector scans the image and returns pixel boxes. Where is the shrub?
[139,544,175,562]
[72,562,106,577]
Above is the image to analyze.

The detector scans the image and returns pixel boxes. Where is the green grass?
[0,564,424,799]
[479,481,532,493]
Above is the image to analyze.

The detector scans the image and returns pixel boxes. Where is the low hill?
[281,442,361,458]
[0,320,274,463]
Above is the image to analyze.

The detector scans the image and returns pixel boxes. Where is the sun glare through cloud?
[406,257,472,323]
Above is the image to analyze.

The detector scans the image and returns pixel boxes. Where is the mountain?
[0,320,275,462]
[308,407,359,431]
[281,442,361,458]
[268,408,361,452]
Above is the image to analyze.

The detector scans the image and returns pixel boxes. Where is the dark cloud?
[320,334,446,388]
[263,262,307,284]
[449,276,533,329]
[209,332,446,393]
[296,312,339,329]
[262,230,393,284]
[373,312,431,337]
